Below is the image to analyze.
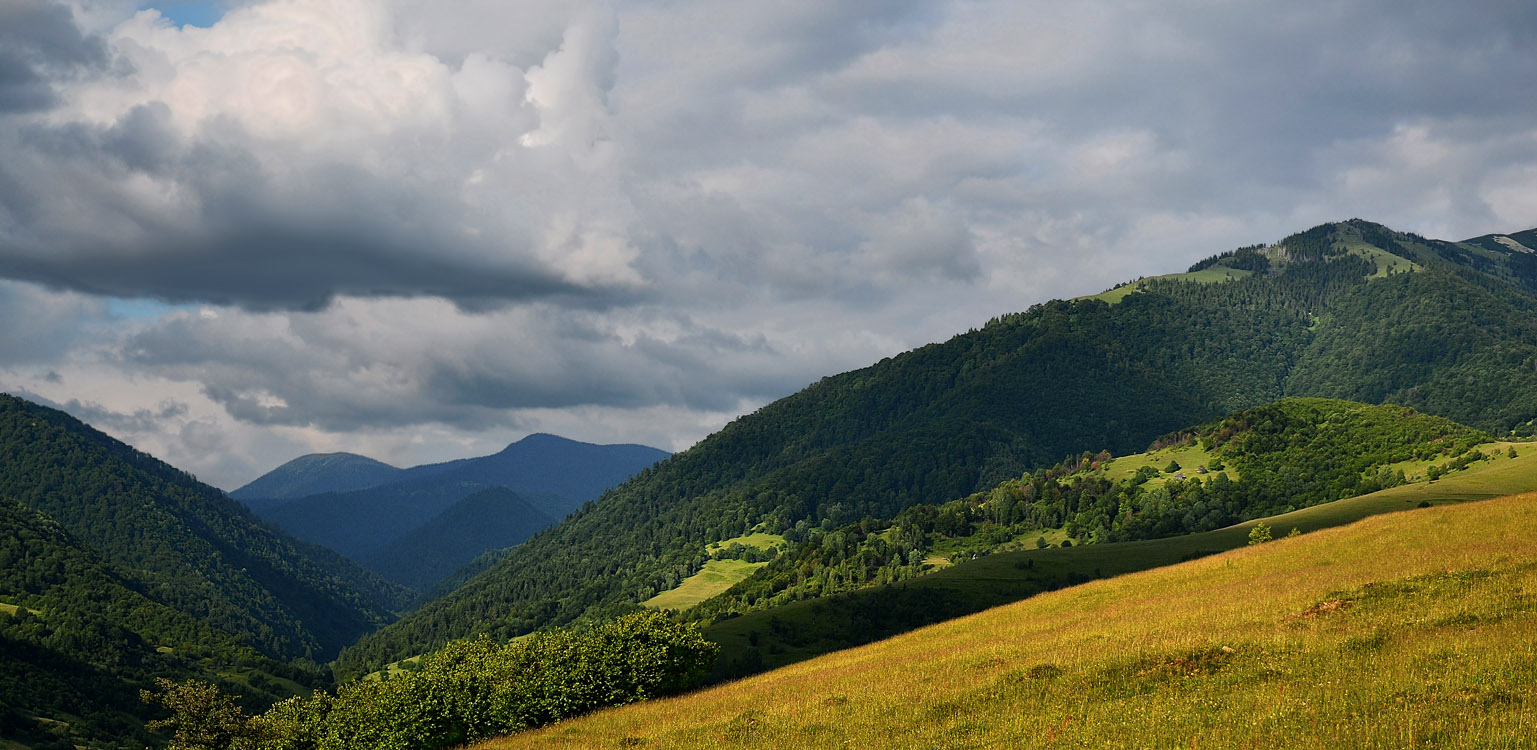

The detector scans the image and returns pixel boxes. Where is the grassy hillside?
[338,220,1537,677]
[698,436,1537,678]
[1082,266,1253,304]
[478,490,1537,749]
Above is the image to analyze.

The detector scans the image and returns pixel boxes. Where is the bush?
[1248,522,1272,545]
[160,612,718,750]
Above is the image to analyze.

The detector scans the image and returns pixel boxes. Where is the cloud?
[1,0,636,309]
[0,280,106,364]
[117,296,833,432]
[0,0,108,112]
[3,0,1537,488]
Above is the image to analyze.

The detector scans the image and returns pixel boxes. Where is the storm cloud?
[3,0,1537,488]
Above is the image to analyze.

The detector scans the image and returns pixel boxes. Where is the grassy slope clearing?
[645,560,768,611]
[699,441,1537,678]
[1085,266,1253,304]
[644,533,787,611]
[481,490,1537,749]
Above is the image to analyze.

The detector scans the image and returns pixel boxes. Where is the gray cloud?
[0,0,108,112]
[0,280,104,364]
[116,299,827,433]
[4,0,1537,487]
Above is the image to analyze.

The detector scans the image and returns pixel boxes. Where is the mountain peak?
[230,452,402,501]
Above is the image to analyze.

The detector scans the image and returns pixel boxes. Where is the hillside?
[355,487,556,592]
[682,398,1486,628]
[479,491,1537,749]
[246,434,669,565]
[0,497,324,749]
[336,220,1537,676]
[0,394,407,664]
[700,429,1537,678]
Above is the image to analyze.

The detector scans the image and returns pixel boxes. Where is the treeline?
[141,612,716,750]
[689,400,1486,620]
[1188,243,1270,273]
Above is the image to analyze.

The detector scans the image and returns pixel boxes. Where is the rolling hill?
[698,418,1537,679]
[335,219,1537,677]
[680,398,1488,633]
[477,490,1537,749]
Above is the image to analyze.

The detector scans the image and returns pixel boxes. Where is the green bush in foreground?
[145,611,718,750]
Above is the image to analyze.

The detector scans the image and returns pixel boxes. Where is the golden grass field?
[478,491,1537,749]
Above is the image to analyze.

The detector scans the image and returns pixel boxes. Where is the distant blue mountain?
[230,453,402,510]
[238,434,670,590]
[356,487,557,593]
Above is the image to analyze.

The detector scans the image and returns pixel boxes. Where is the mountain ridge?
[335,219,1537,677]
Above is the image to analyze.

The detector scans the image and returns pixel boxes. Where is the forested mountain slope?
[0,395,407,664]
[337,220,1537,677]
[355,488,556,592]
[0,497,327,749]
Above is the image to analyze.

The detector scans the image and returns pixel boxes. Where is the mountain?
[335,219,1537,677]
[229,452,402,510]
[0,496,331,748]
[0,394,408,666]
[355,487,557,593]
[245,434,669,570]
[395,433,674,518]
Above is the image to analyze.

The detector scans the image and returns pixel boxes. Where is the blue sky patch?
[143,1,227,28]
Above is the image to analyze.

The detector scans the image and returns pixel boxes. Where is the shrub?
[157,612,718,750]
[1248,522,1272,545]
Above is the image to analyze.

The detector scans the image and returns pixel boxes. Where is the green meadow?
[478,488,1537,749]
[1085,266,1253,304]
[645,560,770,611]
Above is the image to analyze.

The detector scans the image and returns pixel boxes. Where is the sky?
[3,0,1536,491]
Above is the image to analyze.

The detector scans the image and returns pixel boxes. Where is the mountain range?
[232,434,670,592]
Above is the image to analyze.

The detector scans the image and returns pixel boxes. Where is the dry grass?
[478,493,1537,749]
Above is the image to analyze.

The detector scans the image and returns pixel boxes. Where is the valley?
[6,220,1537,748]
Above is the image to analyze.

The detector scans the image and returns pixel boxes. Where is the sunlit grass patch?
[478,492,1537,749]
[644,560,768,611]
